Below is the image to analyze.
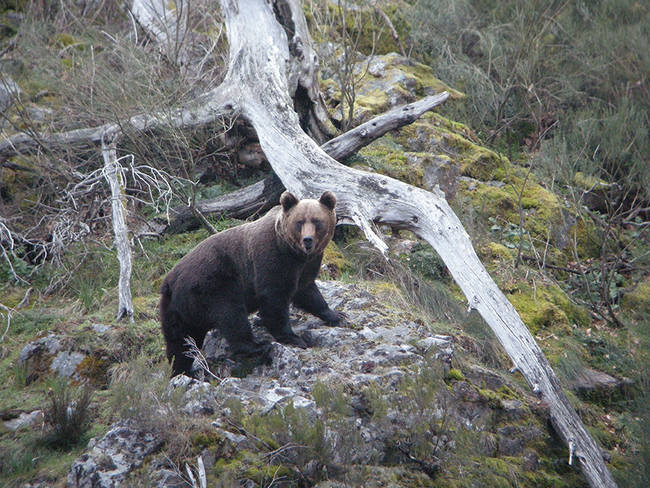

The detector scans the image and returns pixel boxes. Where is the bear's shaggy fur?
[160,191,343,376]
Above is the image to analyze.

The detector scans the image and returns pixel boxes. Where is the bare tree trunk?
[102,140,134,323]
[213,1,616,487]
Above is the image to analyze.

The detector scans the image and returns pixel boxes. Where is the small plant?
[42,381,93,449]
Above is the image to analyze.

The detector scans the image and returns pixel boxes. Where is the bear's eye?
[295,220,304,231]
[312,219,323,231]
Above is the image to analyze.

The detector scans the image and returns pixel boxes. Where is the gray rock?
[498,434,525,456]
[3,409,43,431]
[0,76,21,113]
[168,375,218,416]
[67,421,162,488]
[91,323,111,334]
[64,281,546,483]
[18,334,64,384]
[500,399,527,419]
[50,351,86,380]
[569,367,626,397]
[419,154,460,200]
[270,342,302,378]
[19,334,62,363]
[147,467,185,488]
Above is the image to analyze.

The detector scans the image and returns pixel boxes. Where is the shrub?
[42,381,93,449]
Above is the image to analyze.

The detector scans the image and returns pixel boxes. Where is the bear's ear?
[280,191,299,212]
[319,191,336,211]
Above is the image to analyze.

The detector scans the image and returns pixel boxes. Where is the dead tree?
[0,1,616,486]
[101,140,134,322]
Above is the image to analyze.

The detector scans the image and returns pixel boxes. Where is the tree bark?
[214,1,616,487]
[130,0,191,72]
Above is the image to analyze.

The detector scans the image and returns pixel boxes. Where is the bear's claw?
[321,309,346,327]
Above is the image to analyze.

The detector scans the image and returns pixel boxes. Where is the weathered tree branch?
[165,93,450,233]
[321,92,449,160]
[0,87,236,161]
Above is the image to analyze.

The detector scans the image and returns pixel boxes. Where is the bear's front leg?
[258,295,308,348]
[292,282,345,326]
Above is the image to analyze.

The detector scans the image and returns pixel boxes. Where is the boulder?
[66,421,162,488]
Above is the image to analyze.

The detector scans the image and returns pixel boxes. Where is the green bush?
[407,0,649,201]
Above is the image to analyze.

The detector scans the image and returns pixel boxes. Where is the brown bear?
[159,190,343,376]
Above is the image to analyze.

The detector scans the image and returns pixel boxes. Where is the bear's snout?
[303,236,314,251]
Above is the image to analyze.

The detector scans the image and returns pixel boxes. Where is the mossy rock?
[326,52,463,126]
[76,355,110,387]
[395,117,506,181]
[573,218,604,259]
[458,172,571,250]
[306,2,411,56]
[354,135,424,186]
[481,242,515,261]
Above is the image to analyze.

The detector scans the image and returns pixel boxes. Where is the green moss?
[507,279,589,336]
[458,168,570,249]
[621,280,650,321]
[50,33,87,50]
[356,136,424,186]
[573,171,611,191]
[544,282,589,327]
[322,241,352,277]
[191,430,223,449]
[448,134,506,181]
[481,241,515,261]
[394,117,507,182]
[573,218,602,259]
[508,289,568,335]
[406,59,465,100]
[354,88,391,113]
[76,355,109,387]
[447,368,465,381]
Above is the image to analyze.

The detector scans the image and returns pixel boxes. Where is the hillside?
[0,1,648,487]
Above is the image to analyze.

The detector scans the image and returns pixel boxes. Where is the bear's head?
[277,191,337,256]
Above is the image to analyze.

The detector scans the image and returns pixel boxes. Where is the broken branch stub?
[216,0,617,487]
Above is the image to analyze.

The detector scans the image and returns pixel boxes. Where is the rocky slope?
[49,281,584,487]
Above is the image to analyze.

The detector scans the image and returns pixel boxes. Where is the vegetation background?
[0,0,647,486]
